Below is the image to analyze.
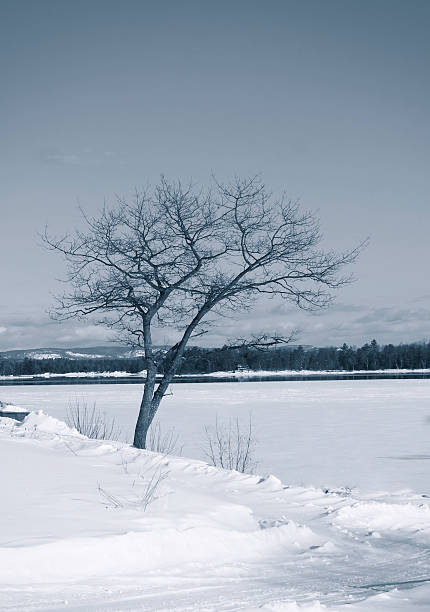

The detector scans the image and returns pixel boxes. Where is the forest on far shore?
[1,340,430,377]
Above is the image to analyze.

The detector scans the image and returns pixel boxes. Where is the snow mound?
[334,501,430,533]
[257,474,285,491]
[17,410,84,437]
[0,411,323,585]
[0,520,321,584]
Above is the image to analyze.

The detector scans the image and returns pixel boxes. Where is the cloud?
[354,307,430,326]
[410,294,430,303]
[40,148,81,165]
[1,298,430,352]
[194,300,430,348]
[56,325,115,344]
[0,313,116,351]
[309,305,430,347]
[39,148,124,167]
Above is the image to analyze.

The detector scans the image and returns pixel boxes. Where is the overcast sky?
[1,0,429,350]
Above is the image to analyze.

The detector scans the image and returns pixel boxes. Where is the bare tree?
[43,176,364,449]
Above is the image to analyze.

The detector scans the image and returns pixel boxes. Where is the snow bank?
[0,412,322,582]
[16,410,83,436]
[0,520,321,584]
[1,410,430,610]
[334,501,430,533]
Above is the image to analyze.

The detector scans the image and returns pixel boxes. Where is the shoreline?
[1,368,430,386]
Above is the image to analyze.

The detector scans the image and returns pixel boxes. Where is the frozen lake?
[3,378,430,494]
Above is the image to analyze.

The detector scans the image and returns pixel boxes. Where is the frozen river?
[3,378,430,494]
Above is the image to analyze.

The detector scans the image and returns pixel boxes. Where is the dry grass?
[66,398,121,441]
[147,420,182,455]
[203,415,257,474]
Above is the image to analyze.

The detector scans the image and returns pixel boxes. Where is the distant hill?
[0,346,147,360]
[0,343,314,361]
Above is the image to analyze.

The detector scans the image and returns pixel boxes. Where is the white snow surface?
[1,367,430,381]
[26,352,64,360]
[1,410,430,610]
[65,351,106,359]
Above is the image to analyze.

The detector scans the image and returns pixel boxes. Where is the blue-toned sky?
[1,0,429,350]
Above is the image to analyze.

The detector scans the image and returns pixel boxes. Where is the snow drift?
[1,411,430,610]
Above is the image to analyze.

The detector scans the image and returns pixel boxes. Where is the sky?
[1,0,429,350]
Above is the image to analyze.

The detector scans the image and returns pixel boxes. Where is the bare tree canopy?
[44,176,364,448]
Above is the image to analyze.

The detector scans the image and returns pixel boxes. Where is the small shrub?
[66,398,121,441]
[203,415,257,474]
[136,464,170,510]
[100,459,170,511]
[147,420,182,455]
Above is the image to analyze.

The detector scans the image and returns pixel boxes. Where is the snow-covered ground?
[3,379,430,492]
[2,409,430,611]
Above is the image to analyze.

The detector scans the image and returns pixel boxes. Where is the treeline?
[1,340,430,377]
[176,340,430,373]
[0,357,145,377]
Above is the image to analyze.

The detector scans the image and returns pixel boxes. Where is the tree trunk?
[133,309,208,449]
[133,354,157,449]
[133,393,155,449]
[133,372,175,449]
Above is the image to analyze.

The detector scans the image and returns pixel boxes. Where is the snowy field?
[3,379,430,493]
[2,379,430,610]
